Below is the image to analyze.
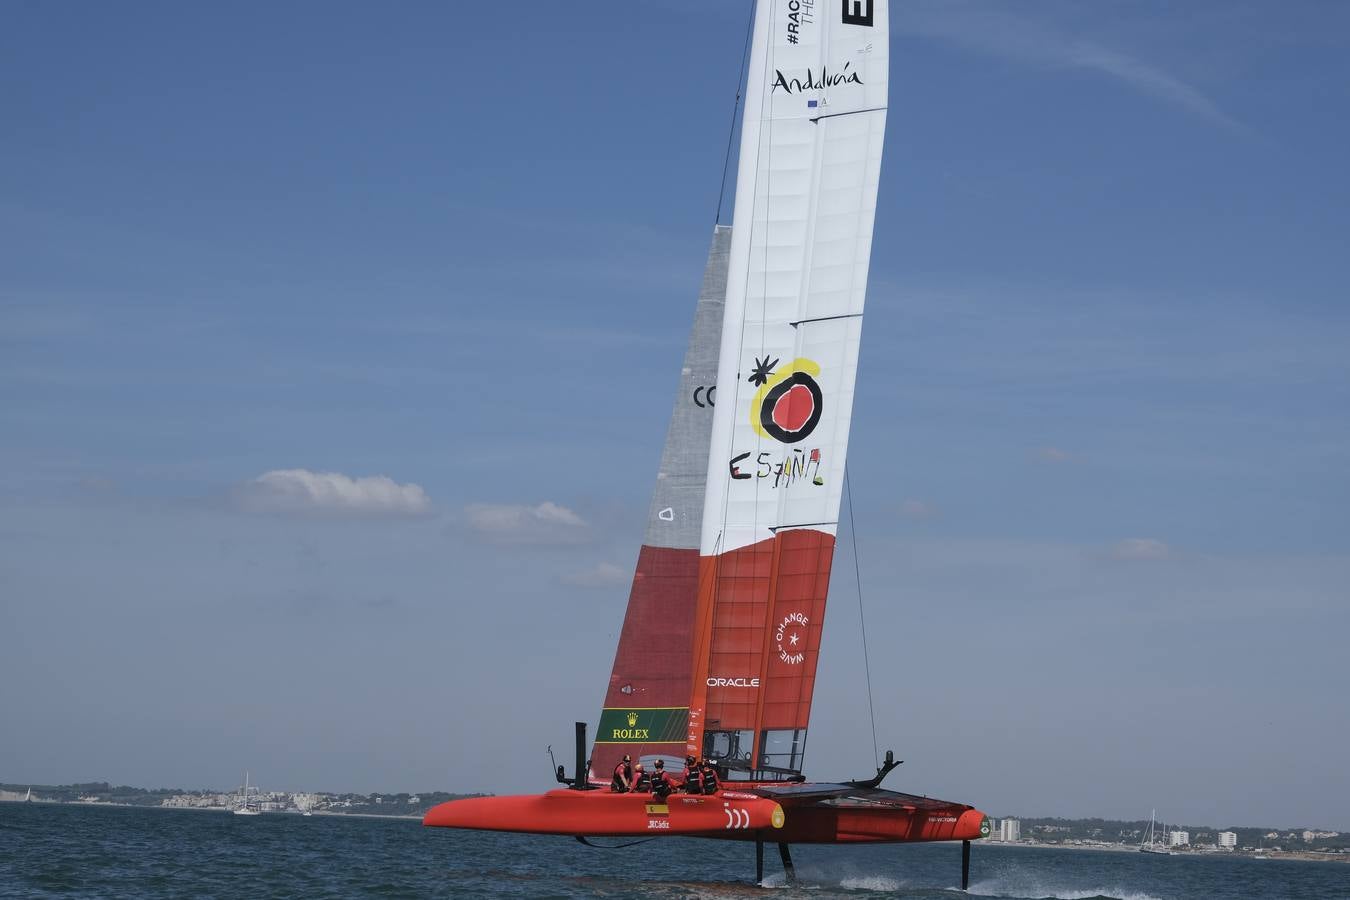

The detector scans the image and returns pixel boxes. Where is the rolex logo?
[609,709,650,741]
[598,706,684,743]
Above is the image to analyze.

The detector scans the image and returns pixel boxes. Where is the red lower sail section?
[423,789,783,837]
[685,529,838,763]
[423,788,987,845]
[592,545,700,780]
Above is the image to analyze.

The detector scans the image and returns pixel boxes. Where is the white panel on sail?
[702,0,888,556]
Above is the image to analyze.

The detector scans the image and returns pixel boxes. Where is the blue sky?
[2,2,1347,830]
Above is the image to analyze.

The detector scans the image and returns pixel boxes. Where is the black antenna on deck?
[573,722,593,790]
[550,721,595,789]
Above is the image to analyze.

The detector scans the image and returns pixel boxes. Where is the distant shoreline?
[0,798,421,822]
[983,839,1349,865]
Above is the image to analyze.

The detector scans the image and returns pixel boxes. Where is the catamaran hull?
[423,789,987,845]
[423,789,784,837]
[771,805,987,844]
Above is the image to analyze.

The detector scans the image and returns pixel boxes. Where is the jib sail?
[590,226,731,780]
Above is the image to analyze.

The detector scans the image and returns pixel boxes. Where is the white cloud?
[464,501,589,545]
[234,469,432,518]
[559,562,629,589]
[898,4,1243,132]
[1111,538,1170,561]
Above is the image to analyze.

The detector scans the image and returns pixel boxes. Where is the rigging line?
[714,0,763,577]
[845,469,879,770]
[715,0,756,226]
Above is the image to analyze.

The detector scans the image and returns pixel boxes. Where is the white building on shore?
[998,818,1021,842]
[1168,830,1190,847]
[1218,831,1237,848]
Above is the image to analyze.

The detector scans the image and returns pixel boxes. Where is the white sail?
[702,0,888,556]
[686,0,888,771]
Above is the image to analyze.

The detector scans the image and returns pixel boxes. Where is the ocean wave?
[968,876,1165,900]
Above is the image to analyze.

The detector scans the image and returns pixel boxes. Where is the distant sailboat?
[23,788,32,803]
[232,771,261,816]
[1139,809,1173,855]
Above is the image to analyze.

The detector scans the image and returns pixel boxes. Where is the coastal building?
[1218,831,1237,848]
[1168,830,1190,847]
[998,818,1021,842]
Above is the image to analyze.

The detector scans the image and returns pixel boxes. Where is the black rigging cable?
[845,470,880,769]
[714,0,756,225]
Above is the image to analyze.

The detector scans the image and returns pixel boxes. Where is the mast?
[687,0,889,777]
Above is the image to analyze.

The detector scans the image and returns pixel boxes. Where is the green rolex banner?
[595,707,689,744]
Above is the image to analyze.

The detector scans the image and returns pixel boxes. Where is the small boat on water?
[232,771,261,816]
[1139,809,1173,855]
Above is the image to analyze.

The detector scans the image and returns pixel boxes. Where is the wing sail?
[687,0,889,777]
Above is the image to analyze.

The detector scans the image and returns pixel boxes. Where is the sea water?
[1,803,1346,899]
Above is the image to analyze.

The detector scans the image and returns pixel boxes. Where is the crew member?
[681,755,699,793]
[633,763,649,793]
[649,760,674,799]
[699,759,720,795]
[610,755,633,793]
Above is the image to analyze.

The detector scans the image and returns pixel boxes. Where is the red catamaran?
[425,0,989,884]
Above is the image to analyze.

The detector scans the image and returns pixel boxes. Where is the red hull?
[423,789,783,837]
[423,786,987,845]
[774,804,987,844]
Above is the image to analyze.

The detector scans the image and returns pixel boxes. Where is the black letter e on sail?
[842,0,873,27]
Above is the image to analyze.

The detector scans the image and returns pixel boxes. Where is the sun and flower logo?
[747,356,824,444]
[728,356,827,487]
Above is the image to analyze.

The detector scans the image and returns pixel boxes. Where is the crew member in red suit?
[649,760,674,798]
[699,759,720,795]
[681,755,699,793]
[632,763,649,792]
[610,755,633,793]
